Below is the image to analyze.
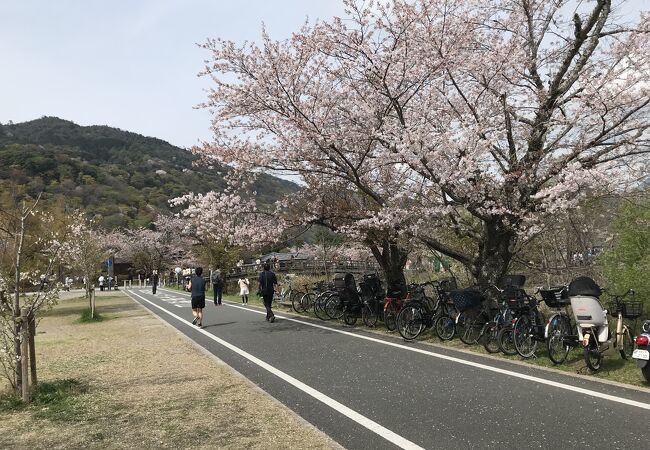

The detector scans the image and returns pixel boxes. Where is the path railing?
[226,259,379,279]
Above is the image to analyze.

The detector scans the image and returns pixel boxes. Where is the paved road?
[126,287,650,450]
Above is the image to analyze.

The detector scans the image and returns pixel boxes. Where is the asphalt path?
[125,287,650,450]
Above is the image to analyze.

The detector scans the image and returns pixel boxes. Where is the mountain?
[0,117,298,228]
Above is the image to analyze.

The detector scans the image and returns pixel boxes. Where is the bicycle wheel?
[343,308,357,326]
[584,337,602,371]
[324,294,344,320]
[313,293,330,320]
[434,315,455,340]
[384,303,397,331]
[362,303,378,327]
[292,292,303,313]
[497,325,517,355]
[482,322,500,353]
[513,315,537,358]
[397,304,425,341]
[620,327,634,359]
[289,290,302,308]
[457,311,481,345]
[300,292,315,313]
[547,315,571,365]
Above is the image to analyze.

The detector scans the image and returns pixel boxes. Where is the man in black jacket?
[258,263,277,322]
[152,271,159,295]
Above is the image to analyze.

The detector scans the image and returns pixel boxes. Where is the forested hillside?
[0,117,298,228]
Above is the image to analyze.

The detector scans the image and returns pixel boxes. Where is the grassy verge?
[0,293,337,449]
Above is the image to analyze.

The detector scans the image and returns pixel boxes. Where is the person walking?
[98,275,105,292]
[258,263,277,322]
[211,269,223,305]
[188,267,206,328]
[152,271,159,295]
[238,276,250,304]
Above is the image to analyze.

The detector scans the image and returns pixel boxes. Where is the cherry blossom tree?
[59,212,108,301]
[194,0,649,286]
[113,215,196,277]
[0,192,72,394]
[386,0,650,285]
[170,174,285,249]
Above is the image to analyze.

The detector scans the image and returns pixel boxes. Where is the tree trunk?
[470,220,517,287]
[369,239,408,289]
[28,312,37,386]
[13,207,26,394]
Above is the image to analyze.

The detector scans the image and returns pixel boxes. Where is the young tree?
[59,212,108,305]
[0,191,68,393]
[195,0,649,286]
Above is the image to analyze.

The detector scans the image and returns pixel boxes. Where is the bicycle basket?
[623,301,644,319]
[450,289,483,312]
[540,286,570,308]
[333,273,356,291]
[498,274,526,289]
[503,288,534,310]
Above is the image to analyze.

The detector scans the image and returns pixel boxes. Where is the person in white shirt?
[98,275,105,291]
[238,277,250,304]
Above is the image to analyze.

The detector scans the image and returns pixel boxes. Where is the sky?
[0,0,647,149]
[0,0,345,148]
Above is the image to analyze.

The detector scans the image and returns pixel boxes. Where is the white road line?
[155,287,650,412]
[127,289,425,450]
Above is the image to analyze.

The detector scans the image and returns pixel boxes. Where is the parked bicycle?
[357,273,385,327]
[396,278,457,341]
[292,283,317,313]
[481,287,515,354]
[274,280,298,306]
[383,283,411,332]
[313,282,336,321]
[562,277,642,371]
[540,285,576,364]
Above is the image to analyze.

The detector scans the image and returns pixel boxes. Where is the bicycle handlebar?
[609,288,635,302]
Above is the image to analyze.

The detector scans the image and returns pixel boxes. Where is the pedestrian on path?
[258,263,277,322]
[152,271,159,295]
[98,275,105,291]
[188,267,206,328]
[238,276,250,304]
[211,269,223,305]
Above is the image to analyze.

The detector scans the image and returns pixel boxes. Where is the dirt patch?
[0,294,340,449]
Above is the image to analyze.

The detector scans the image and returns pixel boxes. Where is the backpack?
[211,272,222,287]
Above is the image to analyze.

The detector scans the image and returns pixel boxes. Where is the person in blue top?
[188,267,206,328]
[258,263,278,322]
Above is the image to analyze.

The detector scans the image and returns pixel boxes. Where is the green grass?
[0,379,90,422]
[32,379,90,422]
[78,309,104,323]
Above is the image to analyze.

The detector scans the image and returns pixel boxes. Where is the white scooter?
[568,277,637,371]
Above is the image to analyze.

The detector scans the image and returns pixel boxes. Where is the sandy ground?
[0,293,340,450]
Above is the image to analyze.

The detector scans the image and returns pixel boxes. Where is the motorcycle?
[633,320,650,382]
